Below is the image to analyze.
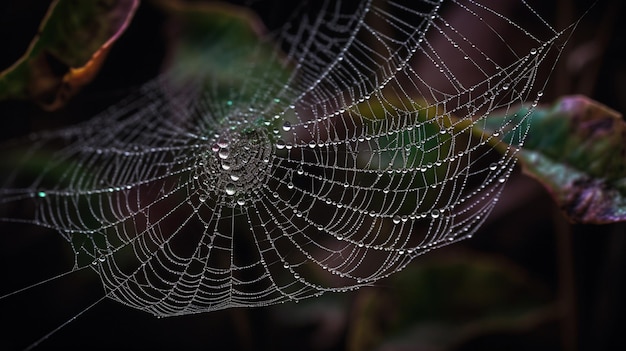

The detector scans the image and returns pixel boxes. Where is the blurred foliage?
[484,96,626,224]
[0,0,138,109]
[346,254,554,351]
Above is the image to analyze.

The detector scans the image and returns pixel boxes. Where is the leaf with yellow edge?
[0,0,139,110]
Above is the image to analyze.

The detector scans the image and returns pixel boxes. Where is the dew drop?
[225,184,236,195]
[217,139,229,148]
[237,198,246,206]
[37,191,46,198]
[218,148,230,159]
[431,209,441,219]
[276,140,286,149]
[489,163,498,171]
[282,121,291,132]
[199,194,207,202]
[392,215,401,224]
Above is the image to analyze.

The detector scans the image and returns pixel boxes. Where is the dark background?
[0,1,624,350]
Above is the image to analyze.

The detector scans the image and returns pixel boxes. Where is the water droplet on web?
[393,215,401,224]
[282,122,291,132]
[237,198,246,206]
[199,194,207,202]
[276,140,285,149]
[308,141,316,148]
[218,148,230,159]
[297,167,304,175]
[489,163,498,171]
[221,162,231,171]
[530,48,537,55]
[230,174,240,181]
[37,191,46,198]
[287,182,294,189]
[431,209,441,219]
[211,144,220,152]
[217,139,229,148]
[225,184,236,195]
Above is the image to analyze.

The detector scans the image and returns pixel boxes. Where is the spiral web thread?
[0,0,569,317]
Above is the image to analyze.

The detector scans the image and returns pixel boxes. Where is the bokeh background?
[0,0,624,350]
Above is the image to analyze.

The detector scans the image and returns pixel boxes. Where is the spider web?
[0,0,570,320]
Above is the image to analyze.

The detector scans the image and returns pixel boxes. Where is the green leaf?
[489,96,626,224]
[157,1,290,104]
[0,0,139,109]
